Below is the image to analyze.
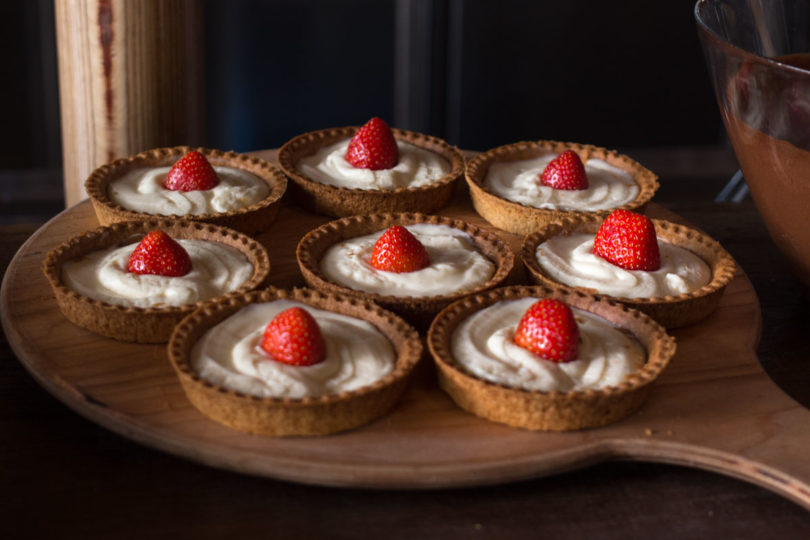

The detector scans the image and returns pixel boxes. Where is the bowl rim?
[694,0,810,76]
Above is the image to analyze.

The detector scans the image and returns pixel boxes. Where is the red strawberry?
[539,150,589,190]
[369,225,430,273]
[260,307,326,366]
[164,150,219,191]
[127,230,192,277]
[593,209,660,271]
[514,298,579,363]
[345,117,399,170]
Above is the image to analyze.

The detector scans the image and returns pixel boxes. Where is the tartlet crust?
[42,219,271,343]
[296,213,516,329]
[277,126,465,217]
[427,285,677,431]
[465,140,659,236]
[520,215,737,328]
[167,287,423,437]
[85,146,287,235]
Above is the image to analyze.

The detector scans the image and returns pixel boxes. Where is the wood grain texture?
[54,0,203,207]
[2,156,810,508]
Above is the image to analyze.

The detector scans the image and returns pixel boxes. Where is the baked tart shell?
[428,285,676,431]
[520,215,737,328]
[85,146,287,235]
[465,140,659,236]
[167,287,422,437]
[296,212,515,329]
[42,219,271,343]
[278,126,465,217]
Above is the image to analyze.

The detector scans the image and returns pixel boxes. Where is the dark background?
[0,0,723,218]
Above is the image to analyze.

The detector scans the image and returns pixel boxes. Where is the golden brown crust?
[277,126,465,217]
[520,215,737,328]
[41,220,271,343]
[85,146,287,235]
[427,285,676,431]
[296,213,515,329]
[465,140,659,235]
[167,287,422,436]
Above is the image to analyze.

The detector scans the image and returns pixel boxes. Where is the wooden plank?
[3,162,810,507]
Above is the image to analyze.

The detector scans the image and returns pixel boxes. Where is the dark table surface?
[2,146,809,539]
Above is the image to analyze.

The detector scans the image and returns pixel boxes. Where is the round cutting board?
[3,159,810,508]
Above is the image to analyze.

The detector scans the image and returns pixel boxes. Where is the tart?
[168,287,422,436]
[85,146,287,235]
[428,285,676,431]
[296,213,515,329]
[521,214,737,328]
[42,219,271,343]
[277,124,465,217]
[465,140,659,235]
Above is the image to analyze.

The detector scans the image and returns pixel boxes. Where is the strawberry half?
[164,150,219,191]
[539,150,589,190]
[127,230,192,277]
[345,117,399,170]
[260,307,326,366]
[369,225,430,273]
[593,209,661,271]
[514,298,579,363]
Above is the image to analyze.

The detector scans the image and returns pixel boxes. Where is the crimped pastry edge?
[520,214,737,328]
[167,287,422,436]
[41,219,271,343]
[277,126,465,217]
[427,284,677,431]
[85,146,287,235]
[296,212,516,329]
[465,140,659,236]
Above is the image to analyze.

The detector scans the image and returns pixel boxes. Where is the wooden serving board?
[3,153,810,508]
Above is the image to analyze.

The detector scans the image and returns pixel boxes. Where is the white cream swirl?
[61,239,254,308]
[108,166,270,215]
[320,223,495,297]
[297,139,450,190]
[535,233,711,298]
[485,153,639,210]
[190,300,395,399]
[451,298,646,392]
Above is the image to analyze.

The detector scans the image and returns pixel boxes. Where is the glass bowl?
[696,0,810,290]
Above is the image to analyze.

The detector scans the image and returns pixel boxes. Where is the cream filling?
[451,298,646,392]
[108,165,270,215]
[320,223,495,298]
[190,300,395,399]
[535,232,711,298]
[297,139,450,190]
[61,239,254,308]
[485,153,640,210]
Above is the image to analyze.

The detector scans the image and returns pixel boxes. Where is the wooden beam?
[54,0,203,207]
